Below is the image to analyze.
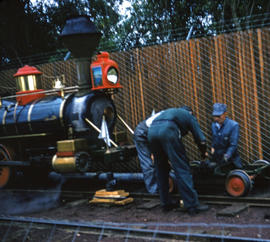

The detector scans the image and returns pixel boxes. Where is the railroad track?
[59,190,270,207]
[1,189,270,241]
[2,188,270,207]
[1,215,270,242]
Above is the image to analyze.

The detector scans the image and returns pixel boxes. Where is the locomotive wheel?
[0,145,13,188]
[253,159,270,166]
[225,169,252,197]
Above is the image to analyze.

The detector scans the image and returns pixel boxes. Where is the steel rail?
[0,215,270,242]
[128,192,270,207]
[3,188,270,207]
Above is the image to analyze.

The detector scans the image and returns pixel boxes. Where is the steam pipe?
[64,172,144,182]
[63,172,177,183]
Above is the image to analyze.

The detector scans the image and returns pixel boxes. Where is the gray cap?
[212,103,227,116]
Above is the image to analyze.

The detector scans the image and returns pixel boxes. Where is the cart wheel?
[190,160,201,167]
[169,176,174,193]
[253,159,270,166]
[225,169,252,197]
[0,145,13,189]
[254,160,270,180]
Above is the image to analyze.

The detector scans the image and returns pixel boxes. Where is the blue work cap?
[212,103,227,116]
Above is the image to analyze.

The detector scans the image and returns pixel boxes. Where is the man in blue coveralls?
[211,103,242,168]
[134,106,193,195]
[147,107,209,215]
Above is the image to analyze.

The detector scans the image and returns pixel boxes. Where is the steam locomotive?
[0,16,136,188]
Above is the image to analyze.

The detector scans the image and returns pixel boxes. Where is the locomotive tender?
[0,16,136,188]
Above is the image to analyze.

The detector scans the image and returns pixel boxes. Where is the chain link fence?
[1,26,270,164]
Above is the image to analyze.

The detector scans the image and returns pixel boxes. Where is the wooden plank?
[257,29,265,102]
[226,34,235,121]
[218,35,226,104]
[189,39,199,117]
[216,203,248,217]
[142,46,153,115]
[137,199,160,209]
[195,40,204,125]
[136,48,145,121]
[171,42,177,104]
[114,197,134,205]
[186,41,193,107]
[180,41,188,106]
[210,39,216,103]
[249,31,262,160]
[131,50,137,127]
[214,37,221,102]
[241,31,251,162]
[89,197,134,205]
[257,29,267,160]
[172,43,179,106]
[95,189,129,198]
[237,33,249,159]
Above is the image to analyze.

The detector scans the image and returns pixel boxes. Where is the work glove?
[221,154,229,164]
[199,142,207,159]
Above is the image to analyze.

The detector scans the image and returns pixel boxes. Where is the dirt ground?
[2,195,269,241]
[24,191,270,225]
[1,174,270,241]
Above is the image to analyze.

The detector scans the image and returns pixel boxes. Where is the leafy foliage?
[1,0,270,69]
[0,0,123,68]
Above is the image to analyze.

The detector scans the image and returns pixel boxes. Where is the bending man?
[147,107,209,215]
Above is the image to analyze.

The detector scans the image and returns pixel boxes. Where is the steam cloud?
[0,172,65,215]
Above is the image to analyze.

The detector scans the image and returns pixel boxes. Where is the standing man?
[211,103,242,168]
[147,107,209,215]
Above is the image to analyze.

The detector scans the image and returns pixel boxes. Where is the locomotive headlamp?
[107,67,118,84]
[91,52,122,91]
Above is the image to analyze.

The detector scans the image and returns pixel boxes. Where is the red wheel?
[0,145,13,189]
[225,170,252,197]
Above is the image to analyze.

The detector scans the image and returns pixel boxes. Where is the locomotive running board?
[0,160,30,167]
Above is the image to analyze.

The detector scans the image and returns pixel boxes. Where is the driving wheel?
[0,145,13,188]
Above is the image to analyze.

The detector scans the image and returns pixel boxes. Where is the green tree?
[0,0,123,68]
[114,0,270,49]
[220,0,270,32]
[1,0,270,69]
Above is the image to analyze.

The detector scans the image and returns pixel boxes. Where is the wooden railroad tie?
[89,189,134,205]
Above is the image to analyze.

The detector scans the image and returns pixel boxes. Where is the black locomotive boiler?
[0,16,136,188]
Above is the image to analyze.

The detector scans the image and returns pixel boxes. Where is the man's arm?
[189,117,208,158]
[225,122,239,160]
